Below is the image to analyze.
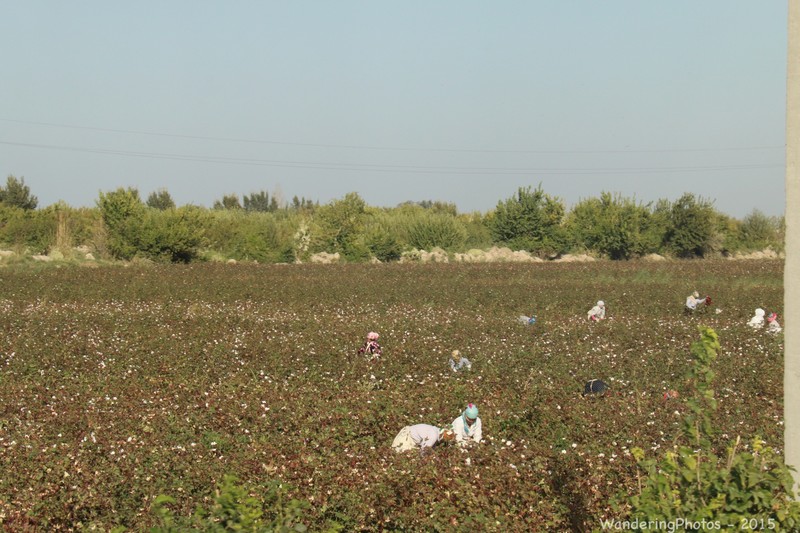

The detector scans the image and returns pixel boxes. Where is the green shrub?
[623,327,800,530]
[203,210,298,263]
[364,226,402,262]
[151,475,310,532]
[0,204,56,253]
[136,207,206,263]
[97,188,146,260]
[489,185,568,257]
[310,192,366,256]
[665,193,716,258]
[737,210,781,252]
[407,212,466,251]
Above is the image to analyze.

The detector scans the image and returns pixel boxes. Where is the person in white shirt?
[392,424,454,453]
[748,308,766,329]
[451,403,482,447]
[449,350,472,372]
[587,301,606,322]
[685,291,709,313]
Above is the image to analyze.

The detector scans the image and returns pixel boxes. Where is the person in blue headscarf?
[451,403,482,447]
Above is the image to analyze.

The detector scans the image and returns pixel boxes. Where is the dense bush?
[364,225,403,262]
[407,212,467,251]
[565,192,652,259]
[310,192,367,259]
[664,193,717,258]
[136,207,206,263]
[152,475,311,532]
[0,181,786,262]
[204,210,297,263]
[489,186,569,257]
[0,204,56,253]
[97,188,147,260]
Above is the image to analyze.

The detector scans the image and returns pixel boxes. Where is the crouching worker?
[767,313,782,334]
[358,331,382,360]
[748,308,766,329]
[451,403,482,447]
[392,424,455,453]
[449,350,472,372]
[685,291,710,314]
[587,301,606,322]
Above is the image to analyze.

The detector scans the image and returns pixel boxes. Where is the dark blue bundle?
[583,379,609,396]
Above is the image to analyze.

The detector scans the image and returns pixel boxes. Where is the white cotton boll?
[465,458,471,466]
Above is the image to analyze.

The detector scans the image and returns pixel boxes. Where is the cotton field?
[0,260,785,530]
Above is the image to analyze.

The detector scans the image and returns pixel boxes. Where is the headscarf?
[461,403,479,435]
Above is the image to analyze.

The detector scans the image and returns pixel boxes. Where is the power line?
[0,117,784,155]
[0,139,783,175]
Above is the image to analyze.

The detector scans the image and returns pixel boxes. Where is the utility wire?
[0,139,783,175]
[0,117,784,155]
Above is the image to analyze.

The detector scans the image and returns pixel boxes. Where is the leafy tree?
[204,210,292,263]
[0,204,55,253]
[400,200,458,216]
[565,192,651,259]
[738,209,779,251]
[639,198,671,254]
[136,206,205,263]
[664,193,716,258]
[213,194,242,210]
[146,189,176,210]
[0,175,38,210]
[291,196,316,212]
[312,192,367,258]
[407,212,466,251]
[461,212,493,249]
[489,185,567,256]
[97,188,146,260]
[243,190,273,212]
[365,226,403,262]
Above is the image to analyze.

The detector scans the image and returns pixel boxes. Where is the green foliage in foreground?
[151,476,313,533]
[625,327,800,530]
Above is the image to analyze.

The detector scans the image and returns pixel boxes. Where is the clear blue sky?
[0,1,788,218]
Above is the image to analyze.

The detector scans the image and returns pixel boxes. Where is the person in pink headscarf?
[358,331,383,360]
[767,312,782,334]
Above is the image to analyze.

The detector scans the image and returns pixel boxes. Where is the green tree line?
[0,175,784,263]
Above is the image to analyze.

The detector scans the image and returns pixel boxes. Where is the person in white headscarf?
[685,291,709,313]
[587,301,606,322]
[392,424,455,453]
[748,308,766,329]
